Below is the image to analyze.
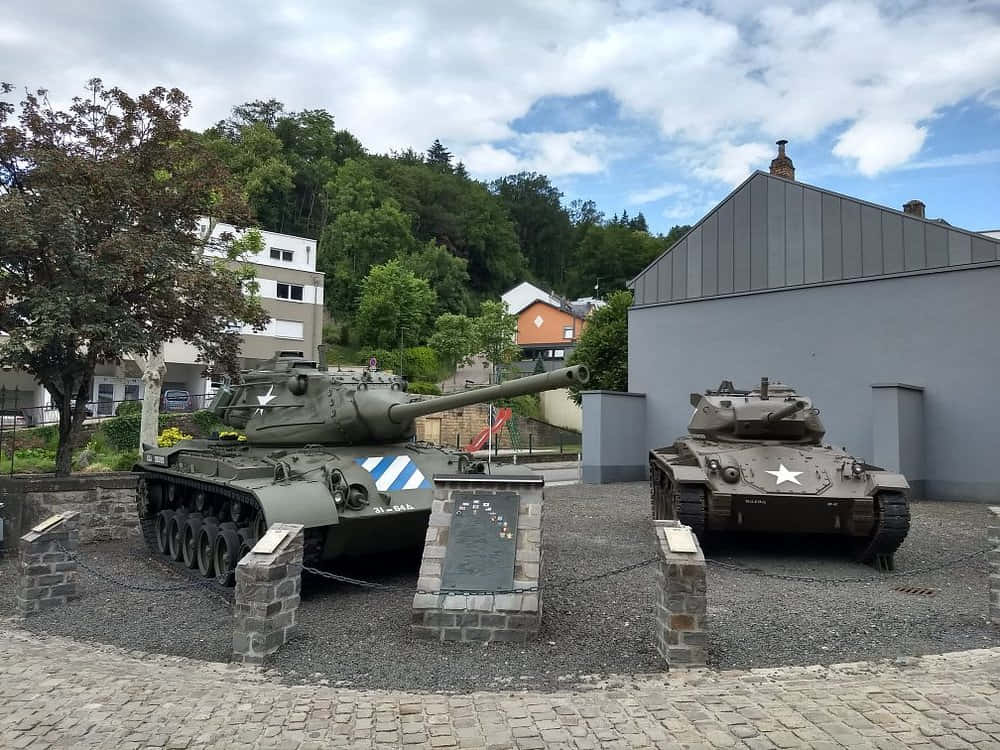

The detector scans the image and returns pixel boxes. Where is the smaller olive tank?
[649,378,910,567]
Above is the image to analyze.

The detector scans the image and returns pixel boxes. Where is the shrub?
[498,394,542,419]
[357,346,439,382]
[111,453,138,471]
[115,399,142,417]
[157,427,193,447]
[218,430,247,441]
[191,409,221,436]
[406,381,442,395]
[103,414,142,452]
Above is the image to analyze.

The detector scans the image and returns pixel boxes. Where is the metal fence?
[0,387,215,429]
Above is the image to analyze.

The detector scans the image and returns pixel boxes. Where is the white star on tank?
[254,385,276,415]
[765,463,803,486]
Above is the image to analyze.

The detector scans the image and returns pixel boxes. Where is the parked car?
[161,389,191,412]
[0,409,31,428]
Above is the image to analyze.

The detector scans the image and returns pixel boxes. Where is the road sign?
[369,356,377,371]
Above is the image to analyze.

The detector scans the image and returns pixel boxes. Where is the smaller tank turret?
[687,377,824,443]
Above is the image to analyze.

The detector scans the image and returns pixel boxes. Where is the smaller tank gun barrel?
[388,365,590,424]
[762,400,808,424]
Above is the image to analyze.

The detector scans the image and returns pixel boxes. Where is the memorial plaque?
[440,491,520,592]
[253,528,289,554]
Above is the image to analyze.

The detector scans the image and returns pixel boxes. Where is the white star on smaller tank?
[765,463,803,486]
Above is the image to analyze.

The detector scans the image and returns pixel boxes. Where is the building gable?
[630,171,1000,306]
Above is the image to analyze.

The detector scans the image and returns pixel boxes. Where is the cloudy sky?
[3,0,999,233]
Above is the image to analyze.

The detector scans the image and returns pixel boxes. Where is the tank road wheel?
[213,523,241,587]
[855,491,911,568]
[154,510,174,555]
[676,484,707,539]
[237,527,255,559]
[251,509,268,540]
[167,510,189,562]
[181,513,205,569]
[196,518,220,577]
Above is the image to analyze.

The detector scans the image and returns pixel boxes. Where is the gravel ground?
[1,482,996,693]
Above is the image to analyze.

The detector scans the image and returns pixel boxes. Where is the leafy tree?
[405,240,472,316]
[426,139,453,171]
[0,79,269,474]
[569,198,604,227]
[355,260,436,348]
[473,300,519,381]
[203,120,293,230]
[491,172,573,291]
[567,290,632,404]
[565,223,663,298]
[318,198,418,315]
[629,211,649,232]
[428,313,479,383]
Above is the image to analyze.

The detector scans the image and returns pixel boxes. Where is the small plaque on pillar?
[441,491,519,592]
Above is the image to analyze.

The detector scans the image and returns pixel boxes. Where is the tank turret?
[208,351,589,446]
[687,377,824,443]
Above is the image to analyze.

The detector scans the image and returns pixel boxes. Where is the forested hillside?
[200,99,689,352]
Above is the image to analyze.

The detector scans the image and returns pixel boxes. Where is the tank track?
[855,490,910,568]
[676,484,707,539]
[135,468,275,588]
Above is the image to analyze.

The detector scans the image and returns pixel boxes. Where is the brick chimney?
[903,200,925,219]
[769,139,795,180]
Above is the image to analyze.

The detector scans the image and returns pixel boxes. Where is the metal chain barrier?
[55,541,233,608]
[301,555,660,596]
[706,547,990,584]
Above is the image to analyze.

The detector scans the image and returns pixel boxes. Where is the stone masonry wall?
[990,507,999,627]
[415,403,579,451]
[412,477,543,642]
[16,511,80,616]
[0,474,138,545]
[653,519,707,669]
[232,523,304,665]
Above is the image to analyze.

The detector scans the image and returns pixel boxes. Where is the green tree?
[428,313,479,383]
[473,300,520,381]
[491,172,573,291]
[318,199,419,316]
[0,79,269,474]
[355,260,436,348]
[203,120,293,231]
[405,240,472,316]
[426,139,453,171]
[567,290,632,404]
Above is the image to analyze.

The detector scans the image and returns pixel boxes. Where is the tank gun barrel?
[762,400,808,424]
[388,365,590,424]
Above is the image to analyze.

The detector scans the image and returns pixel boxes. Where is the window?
[553,349,565,358]
[274,319,304,339]
[97,383,114,417]
[276,282,304,301]
[269,247,294,262]
[124,383,141,403]
[563,325,574,340]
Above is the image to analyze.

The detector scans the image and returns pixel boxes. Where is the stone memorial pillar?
[16,511,80,616]
[412,474,544,642]
[990,507,1000,627]
[653,519,707,668]
[232,522,304,665]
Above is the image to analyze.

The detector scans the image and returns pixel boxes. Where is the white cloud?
[627,183,686,204]
[461,129,615,178]
[3,0,999,180]
[903,148,1000,170]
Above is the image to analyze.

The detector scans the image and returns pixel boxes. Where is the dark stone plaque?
[440,491,520,593]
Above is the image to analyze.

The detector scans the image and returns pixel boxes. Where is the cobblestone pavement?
[2,626,1000,749]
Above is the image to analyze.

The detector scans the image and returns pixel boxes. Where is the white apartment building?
[0,222,326,422]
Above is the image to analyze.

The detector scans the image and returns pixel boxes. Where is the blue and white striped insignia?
[354,456,432,491]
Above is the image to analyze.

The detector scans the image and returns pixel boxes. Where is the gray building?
[582,143,1000,501]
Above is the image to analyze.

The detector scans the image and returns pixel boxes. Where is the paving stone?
[0,628,998,750]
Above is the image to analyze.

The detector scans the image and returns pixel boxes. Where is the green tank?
[649,378,910,567]
[135,350,589,585]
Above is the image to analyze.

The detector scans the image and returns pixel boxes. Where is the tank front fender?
[867,472,910,493]
[670,465,709,484]
[244,481,341,529]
